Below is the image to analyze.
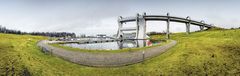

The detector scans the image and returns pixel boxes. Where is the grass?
[49,40,170,53]
[0,29,240,76]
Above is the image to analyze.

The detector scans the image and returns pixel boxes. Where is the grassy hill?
[0,29,240,76]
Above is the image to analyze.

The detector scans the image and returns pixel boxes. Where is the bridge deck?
[119,15,213,28]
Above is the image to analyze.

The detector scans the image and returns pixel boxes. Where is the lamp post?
[142,50,145,64]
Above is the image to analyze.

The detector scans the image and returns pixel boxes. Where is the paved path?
[37,40,177,67]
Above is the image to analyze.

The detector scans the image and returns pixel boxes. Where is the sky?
[0,0,239,36]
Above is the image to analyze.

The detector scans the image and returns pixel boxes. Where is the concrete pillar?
[200,20,205,31]
[137,13,146,39]
[166,13,170,39]
[135,13,140,39]
[186,16,191,34]
[136,39,145,47]
[117,41,123,49]
[117,16,123,39]
[200,26,204,31]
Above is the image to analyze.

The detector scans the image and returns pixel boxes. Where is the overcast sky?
[0,0,239,35]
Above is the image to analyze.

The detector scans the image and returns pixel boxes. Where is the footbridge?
[117,13,215,39]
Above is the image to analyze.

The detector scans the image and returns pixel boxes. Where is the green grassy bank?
[0,29,240,76]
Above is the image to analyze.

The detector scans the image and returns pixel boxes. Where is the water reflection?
[62,40,154,50]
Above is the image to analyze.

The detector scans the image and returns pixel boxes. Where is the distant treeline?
[0,26,76,37]
[230,27,240,29]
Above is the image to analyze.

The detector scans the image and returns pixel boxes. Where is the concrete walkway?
[37,40,177,67]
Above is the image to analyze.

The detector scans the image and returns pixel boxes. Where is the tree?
[0,25,76,37]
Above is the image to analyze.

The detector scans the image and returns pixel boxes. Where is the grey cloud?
[0,0,239,35]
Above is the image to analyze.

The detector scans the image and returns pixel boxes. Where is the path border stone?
[37,40,177,67]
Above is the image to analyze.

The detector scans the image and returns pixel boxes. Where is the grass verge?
[0,29,239,75]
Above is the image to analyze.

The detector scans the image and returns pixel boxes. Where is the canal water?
[62,40,159,50]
